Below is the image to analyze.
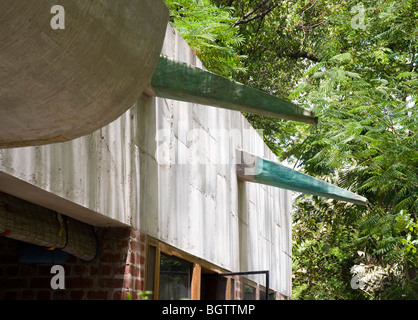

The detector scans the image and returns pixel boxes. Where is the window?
[259,286,266,300]
[146,245,157,294]
[159,253,193,300]
[243,282,256,300]
[146,238,234,300]
[145,238,270,301]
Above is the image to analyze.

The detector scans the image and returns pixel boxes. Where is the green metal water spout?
[149,56,318,125]
[237,149,367,206]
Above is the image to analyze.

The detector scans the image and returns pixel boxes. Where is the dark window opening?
[158,253,193,300]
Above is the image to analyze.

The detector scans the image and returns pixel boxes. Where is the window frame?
[145,237,229,300]
[145,238,271,300]
[242,278,257,300]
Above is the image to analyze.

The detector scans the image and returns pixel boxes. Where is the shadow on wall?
[0,227,147,300]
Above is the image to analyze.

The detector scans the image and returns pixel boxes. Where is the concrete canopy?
[0,0,168,148]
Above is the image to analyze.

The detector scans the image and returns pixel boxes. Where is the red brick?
[22,290,35,300]
[87,290,109,300]
[134,279,144,292]
[113,290,123,300]
[0,253,18,263]
[102,227,131,240]
[38,265,52,275]
[117,240,129,250]
[100,253,121,263]
[138,253,145,265]
[4,291,18,300]
[73,265,88,275]
[37,291,52,300]
[101,264,112,276]
[126,252,135,265]
[98,278,124,289]
[20,264,36,274]
[53,290,69,300]
[66,277,94,289]
[129,265,140,278]
[30,277,52,289]
[70,290,85,300]
[113,265,126,276]
[90,266,99,275]
[101,241,113,251]
[6,266,19,276]
[130,240,141,252]
[3,277,27,288]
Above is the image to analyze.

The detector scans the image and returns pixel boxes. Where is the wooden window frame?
[242,278,257,300]
[145,237,231,300]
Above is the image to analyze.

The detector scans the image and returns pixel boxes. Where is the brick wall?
[234,276,243,300]
[0,227,147,300]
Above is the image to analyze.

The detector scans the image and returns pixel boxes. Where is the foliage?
[164,0,246,77]
[126,291,153,300]
[215,0,418,300]
[286,0,418,299]
[167,0,418,299]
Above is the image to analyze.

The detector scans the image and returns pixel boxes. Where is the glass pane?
[259,288,266,300]
[243,284,256,300]
[159,253,192,300]
[201,275,227,300]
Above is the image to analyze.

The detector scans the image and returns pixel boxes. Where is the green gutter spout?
[149,56,318,125]
[237,150,367,206]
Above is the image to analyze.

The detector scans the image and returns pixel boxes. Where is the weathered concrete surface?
[0,103,141,227]
[0,24,293,297]
[137,25,293,296]
[0,0,168,148]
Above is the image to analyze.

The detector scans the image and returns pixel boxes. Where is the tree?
[165,0,246,78]
[167,0,418,299]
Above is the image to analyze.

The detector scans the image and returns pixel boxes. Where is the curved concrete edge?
[0,0,169,148]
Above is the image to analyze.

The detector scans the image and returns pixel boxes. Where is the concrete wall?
[0,24,292,297]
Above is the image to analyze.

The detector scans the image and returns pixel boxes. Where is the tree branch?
[287,51,320,62]
[233,3,278,26]
[242,0,270,19]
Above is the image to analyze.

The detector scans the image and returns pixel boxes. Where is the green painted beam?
[237,150,367,206]
[149,56,318,125]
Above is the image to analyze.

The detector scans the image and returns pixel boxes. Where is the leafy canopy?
[166,0,418,299]
[165,0,246,77]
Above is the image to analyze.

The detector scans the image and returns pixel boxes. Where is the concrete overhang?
[1,2,316,149]
[236,149,368,206]
[0,172,128,228]
[0,0,169,148]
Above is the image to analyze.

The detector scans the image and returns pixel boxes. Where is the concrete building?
[0,23,294,300]
[0,2,366,300]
